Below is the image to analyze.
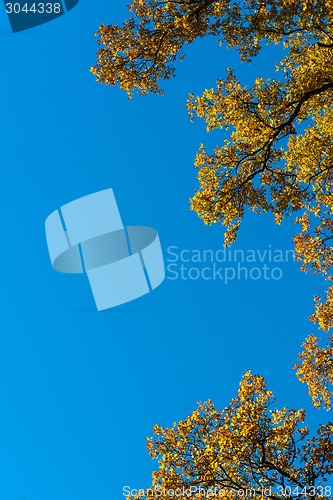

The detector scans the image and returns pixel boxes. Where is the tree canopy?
[91,0,333,407]
[127,372,333,499]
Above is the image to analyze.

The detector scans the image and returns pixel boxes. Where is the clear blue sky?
[0,1,331,499]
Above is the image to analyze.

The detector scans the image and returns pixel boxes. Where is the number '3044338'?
[6,3,62,13]
[4,0,80,32]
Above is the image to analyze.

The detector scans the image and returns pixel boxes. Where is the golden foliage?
[295,334,333,410]
[126,373,333,500]
[92,0,333,408]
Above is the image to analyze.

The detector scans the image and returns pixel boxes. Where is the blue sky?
[0,1,331,499]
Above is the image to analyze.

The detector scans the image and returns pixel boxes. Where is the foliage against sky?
[92,0,333,411]
[91,2,333,495]
[126,372,333,499]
